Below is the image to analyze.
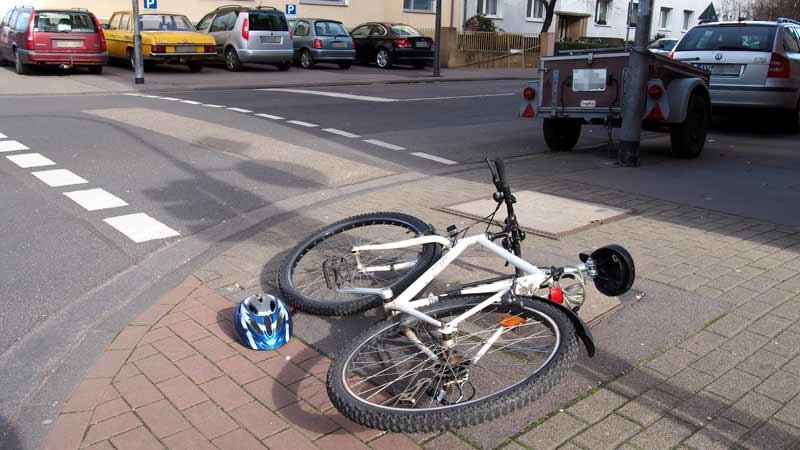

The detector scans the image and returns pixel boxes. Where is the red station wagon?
[0,7,108,75]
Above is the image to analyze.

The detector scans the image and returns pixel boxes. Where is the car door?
[0,10,13,59]
[208,10,235,57]
[2,10,20,59]
[784,27,800,93]
[350,24,370,61]
[368,24,388,59]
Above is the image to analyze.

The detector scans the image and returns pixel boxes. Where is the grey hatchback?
[196,5,292,71]
[292,19,355,69]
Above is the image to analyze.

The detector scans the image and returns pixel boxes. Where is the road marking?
[323,128,361,138]
[263,89,397,103]
[255,113,285,120]
[159,97,181,101]
[123,93,141,97]
[204,104,226,108]
[364,139,405,151]
[6,153,56,168]
[64,188,128,211]
[398,93,515,102]
[104,213,180,243]
[0,133,6,139]
[228,107,253,113]
[0,140,29,153]
[32,169,88,187]
[141,95,161,99]
[287,120,318,128]
[180,100,202,105]
[411,152,458,165]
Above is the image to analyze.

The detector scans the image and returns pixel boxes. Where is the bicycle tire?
[278,212,439,316]
[326,295,580,432]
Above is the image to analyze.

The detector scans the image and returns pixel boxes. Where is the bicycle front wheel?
[326,295,579,432]
[279,212,439,316]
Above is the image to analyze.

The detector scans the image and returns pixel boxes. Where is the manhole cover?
[440,190,632,239]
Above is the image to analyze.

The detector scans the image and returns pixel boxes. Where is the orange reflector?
[522,103,535,118]
[500,315,526,328]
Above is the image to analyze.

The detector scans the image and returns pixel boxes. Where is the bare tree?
[541,0,558,32]
[751,0,800,20]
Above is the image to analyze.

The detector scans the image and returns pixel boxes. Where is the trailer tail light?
[523,87,536,100]
[395,39,412,48]
[313,38,323,49]
[648,84,663,100]
[768,53,790,78]
[26,12,36,49]
[242,17,250,41]
[549,287,564,304]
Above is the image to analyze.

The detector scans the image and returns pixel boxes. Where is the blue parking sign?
[144,0,157,9]
[285,4,297,16]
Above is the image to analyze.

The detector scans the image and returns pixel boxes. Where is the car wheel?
[15,50,30,75]
[543,118,581,151]
[187,61,203,72]
[225,47,242,72]
[300,49,315,69]
[338,62,352,70]
[276,62,291,71]
[88,65,103,75]
[127,48,137,70]
[670,93,709,159]
[376,48,392,69]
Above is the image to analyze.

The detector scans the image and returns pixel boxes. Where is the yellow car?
[103,10,216,72]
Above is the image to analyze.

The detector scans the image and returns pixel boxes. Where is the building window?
[682,10,693,30]
[404,0,434,11]
[477,0,499,17]
[659,7,672,30]
[627,2,638,26]
[595,0,611,25]
[527,0,545,19]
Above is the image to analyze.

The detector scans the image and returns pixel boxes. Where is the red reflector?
[647,103,665,121]
[313,38,323,49]
[648,84,663,100]
[549,287,564,304]
[395,39,412,48]
[522,103,535,118]
[523,87,536,100]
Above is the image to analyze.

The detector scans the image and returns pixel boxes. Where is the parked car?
[292,19,355,69]
[648,38,678,56]
[349,22,433,69]
[0,7,107,75]
[196,5,293,72]
[103,10,216,72]
[671,19,800,130]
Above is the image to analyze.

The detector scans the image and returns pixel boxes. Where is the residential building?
[464,0,721,40]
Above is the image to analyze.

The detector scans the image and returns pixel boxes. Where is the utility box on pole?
[618,0,653,166]
[132,0,145,84]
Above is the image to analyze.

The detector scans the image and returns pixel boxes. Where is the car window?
[1,11,11,28]
[14,11,31,31]
[249,12,288,32]
[210,11,236,32]
[294,21,309,37]
[390,25,421,36]
[784,28,800,53]
[370,25,387,36]
[34,12,97,33]
[315,21,348,37]
[119,14,130,31]
[7,11,19,30]
[196,12,215,31]
[675,25,777,52]
[350,25,370,37]
[140,14,195,32]
[107,14,121,30]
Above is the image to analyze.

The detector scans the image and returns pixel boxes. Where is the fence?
[451,31,540,68]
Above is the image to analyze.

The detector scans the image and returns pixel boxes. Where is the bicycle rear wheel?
[326,295,579,432]
[279,212,439,316]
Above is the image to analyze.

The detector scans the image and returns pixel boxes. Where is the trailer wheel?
[670,93,709,159]
[543,119,581,152]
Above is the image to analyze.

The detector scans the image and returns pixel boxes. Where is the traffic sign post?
[132,0,144,84]
[285,4,297,19]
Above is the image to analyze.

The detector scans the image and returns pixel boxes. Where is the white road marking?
[204,104,226,108]
[160,97,180,101]
[32,169,88,187]
[255,113,285,120]
[141,95,161,99]
[364,139,405,151]
[228,107,253,113]
[287,120,318,128]
[180,100,202,105]
[104,213,180,243]
[323,128,361,138]
[263,89,397,103]
[0,140,29,153]
[411,152,458,165]
[0,133,7,139]
[398,93,515,102]
[6,153,56,168]
[64,188,128,211]
[123,93,142,97]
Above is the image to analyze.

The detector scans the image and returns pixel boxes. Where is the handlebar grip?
[494,159,510,191]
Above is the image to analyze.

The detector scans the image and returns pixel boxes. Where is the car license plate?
[332,41,347,48]
[693,63,742,76]
[414,41,429,49]
[53,40,83,48]
[261,36,282,44]
[572,68,607,92]
[174,45,197,53]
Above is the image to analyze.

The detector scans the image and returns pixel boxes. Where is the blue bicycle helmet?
[234,294,293,351]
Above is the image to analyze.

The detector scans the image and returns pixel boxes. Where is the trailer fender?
[665,78,711,124]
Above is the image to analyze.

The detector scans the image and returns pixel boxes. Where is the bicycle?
[279,158,635,432]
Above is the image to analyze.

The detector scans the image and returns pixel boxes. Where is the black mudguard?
[546,299,596,357]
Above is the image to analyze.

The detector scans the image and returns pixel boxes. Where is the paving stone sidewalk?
[44,154,800,450]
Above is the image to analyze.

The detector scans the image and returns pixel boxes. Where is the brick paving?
[43,157,800,449]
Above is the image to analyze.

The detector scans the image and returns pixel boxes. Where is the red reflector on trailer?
[647,103,664,121]
[522,103,535,118]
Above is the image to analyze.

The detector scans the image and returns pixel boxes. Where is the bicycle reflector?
[549,287,564,304]
[500,315,526,328]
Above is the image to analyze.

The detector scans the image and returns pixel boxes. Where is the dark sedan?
[350,22,433,69]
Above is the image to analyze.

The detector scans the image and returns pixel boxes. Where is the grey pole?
[433,0,443,77]
[618,0,652,166]
[132,0,144,84]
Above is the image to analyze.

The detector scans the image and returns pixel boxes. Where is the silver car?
[672,19,800,130]
[196,6,293,71]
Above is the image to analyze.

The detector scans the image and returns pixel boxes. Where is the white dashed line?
[227,107,253,113]
[364,139,405,151]
[123,93,142,97]
[204,104,226,108]
[262,88,397,103]
[64,188,128,211]
[180,100,202,105]
[255,113,285,120]
[0,140,29,153]
[287,120,319,128]
[398,93,516,102]
[6,153,56,168]
[32,169,88,187]
[160,97,180,101]
[323,128,361,138]
[411,152,458,165]
[0,132,7,139]
[104,213,180,243]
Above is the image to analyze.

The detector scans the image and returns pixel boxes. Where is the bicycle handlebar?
[494,159,510,193]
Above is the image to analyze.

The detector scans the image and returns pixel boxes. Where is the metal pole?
[132,0,144,84]
[433,0,443,77]
[618,0,652,167]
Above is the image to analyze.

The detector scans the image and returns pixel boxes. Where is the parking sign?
[285,4,297,18]
[144,0,157,9]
